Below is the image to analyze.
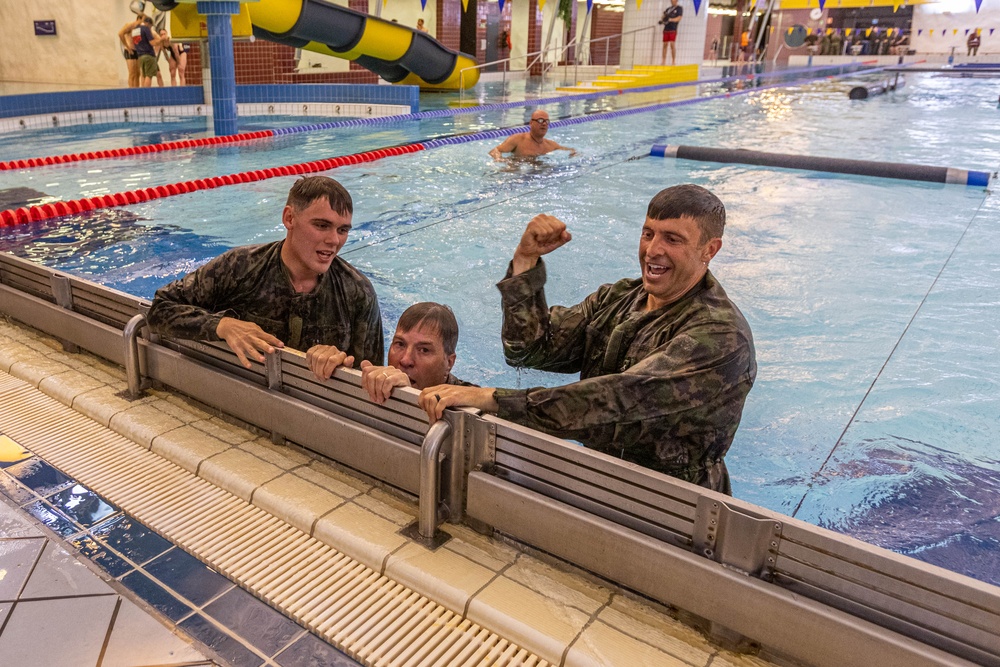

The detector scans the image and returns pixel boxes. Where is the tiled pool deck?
[0,314,776,667]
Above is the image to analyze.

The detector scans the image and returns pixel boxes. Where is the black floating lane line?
[650,144,992,187]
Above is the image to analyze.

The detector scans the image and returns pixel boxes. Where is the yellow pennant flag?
[637,0,643,9]
[865,28,872,36]
[952,29,958,36]
[461,0,469,9]
[538,0,546,8]
[929,29,934,36]
[845,28,852,36]
[788,27,794,35]
[826,28,833,35]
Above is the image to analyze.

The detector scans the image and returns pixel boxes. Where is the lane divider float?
[651,144,992,187]
[0,62,879,172]
[0,144,424,227]
[0,131,274,171]
[0,65,885,228]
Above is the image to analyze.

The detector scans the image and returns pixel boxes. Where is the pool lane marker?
[651,144,993,187]
[0,62,878,173]
[0,144,426,227]
[0,130,275,171]
[0,66,885,228]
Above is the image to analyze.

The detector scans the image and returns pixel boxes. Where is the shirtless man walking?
[489,110,577,161]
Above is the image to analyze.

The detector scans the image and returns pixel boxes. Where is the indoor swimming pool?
[2,71,999,587]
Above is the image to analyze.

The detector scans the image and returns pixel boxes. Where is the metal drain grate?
[0,372,550,667]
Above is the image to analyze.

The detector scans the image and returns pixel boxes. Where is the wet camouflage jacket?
[147,241,384,365]
[494,260,756,494]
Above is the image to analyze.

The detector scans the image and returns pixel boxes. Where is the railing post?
[50,275,79,353]
[400,420,454,549]
[265,351,286,445]
[123,313,148,399]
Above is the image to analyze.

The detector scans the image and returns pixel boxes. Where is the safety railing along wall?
[1,251,999,667]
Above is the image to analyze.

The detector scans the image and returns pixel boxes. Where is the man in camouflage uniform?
[419,184,755,494]
[148,176,383,378]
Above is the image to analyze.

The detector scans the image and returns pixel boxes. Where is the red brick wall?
[438,0,463,50]
[196,39,379,85]
[185,44,203,86]
[590,7,622,66]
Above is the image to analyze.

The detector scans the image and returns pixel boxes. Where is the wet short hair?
[285,176,353,216]
[396,303,459,356]
[142,15,153,25]
[646,184,726,243]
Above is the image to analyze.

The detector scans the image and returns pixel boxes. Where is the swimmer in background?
[489,110,577,161]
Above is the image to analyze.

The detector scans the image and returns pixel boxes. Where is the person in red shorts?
[659,0,683,65]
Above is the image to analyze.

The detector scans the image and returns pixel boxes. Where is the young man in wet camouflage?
[147,176,383,378]
[418,184,756,494]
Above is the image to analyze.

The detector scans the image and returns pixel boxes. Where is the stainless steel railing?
[1,250,998,667]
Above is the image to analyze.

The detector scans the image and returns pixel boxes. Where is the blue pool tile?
[275,632,360,667]
[22,501,79,537]
[120,570,193,622]
[145,548,233,606]
[69,533,132,578]
[0,474,36,505]
[90,515,172,566]
[4,459,74,497]
[204,586,302,657]
[179,614,264,667]
[47,485,117,528]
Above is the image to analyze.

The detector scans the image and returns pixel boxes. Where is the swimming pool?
[2,72,999,586]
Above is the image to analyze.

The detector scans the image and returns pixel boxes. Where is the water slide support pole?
[197,1,240,136]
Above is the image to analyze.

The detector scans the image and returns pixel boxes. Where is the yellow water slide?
[166,0,479,90]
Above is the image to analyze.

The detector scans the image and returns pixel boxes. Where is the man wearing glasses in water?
[489,110,577,160]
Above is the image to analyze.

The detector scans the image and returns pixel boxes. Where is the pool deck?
[0,314,777,667]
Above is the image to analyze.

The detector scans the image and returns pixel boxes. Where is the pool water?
[2,72,999,586]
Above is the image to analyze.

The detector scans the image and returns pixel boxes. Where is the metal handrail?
[418,420,453,539]
[123,313,147,399]
[4,254,1000,667]
[458,24,659,104]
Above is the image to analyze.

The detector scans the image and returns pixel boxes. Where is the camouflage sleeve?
[446,374,479,387]
[497,260,605,374]
[350,289,384,366]
[147,252,241,341]
[494,325,753,438]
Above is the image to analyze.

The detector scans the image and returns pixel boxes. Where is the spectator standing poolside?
[418,185,757,495]
[967,30,980,56]
[659,0,683,65]
[117,15,143,88]
[134,16,161,88]
[416,19,428,33]
[489,110,577,161]
[148,176,384,377]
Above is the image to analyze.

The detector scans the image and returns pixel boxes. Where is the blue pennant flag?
[498,0,505,11]
[974,0,982,11]
[692,0,702,14]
